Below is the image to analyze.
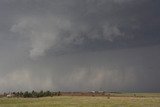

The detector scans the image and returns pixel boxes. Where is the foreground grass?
[0,96,160,107]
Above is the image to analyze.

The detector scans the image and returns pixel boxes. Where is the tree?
[57,91,61,96]
[37,90,44,97]
[19,91,23,97]
[32,90,38,98]
[44,91,51,97]
[23,91,32,98]
[23,91,29,98]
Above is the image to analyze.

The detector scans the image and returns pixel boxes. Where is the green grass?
[0,95,160,107]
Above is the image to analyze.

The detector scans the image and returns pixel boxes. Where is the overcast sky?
[0,0,160,92]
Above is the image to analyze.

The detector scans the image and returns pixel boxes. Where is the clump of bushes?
[7,91,61,98]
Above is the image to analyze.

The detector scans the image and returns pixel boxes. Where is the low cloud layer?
[0,0,160,92]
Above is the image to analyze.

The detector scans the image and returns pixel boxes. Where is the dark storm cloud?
[0,0,160,92]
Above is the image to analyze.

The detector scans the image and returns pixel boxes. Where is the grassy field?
[0,94,160,107]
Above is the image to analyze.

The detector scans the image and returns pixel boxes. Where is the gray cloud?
[10,16,125,58]
[0,0,160,92]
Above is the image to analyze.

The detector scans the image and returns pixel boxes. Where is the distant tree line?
[4,91,61,98]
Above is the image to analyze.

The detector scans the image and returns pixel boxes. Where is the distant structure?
[6,93,15,98]
[91,91,95,97]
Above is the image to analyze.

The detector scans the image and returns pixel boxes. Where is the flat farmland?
[0,93,160,107]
